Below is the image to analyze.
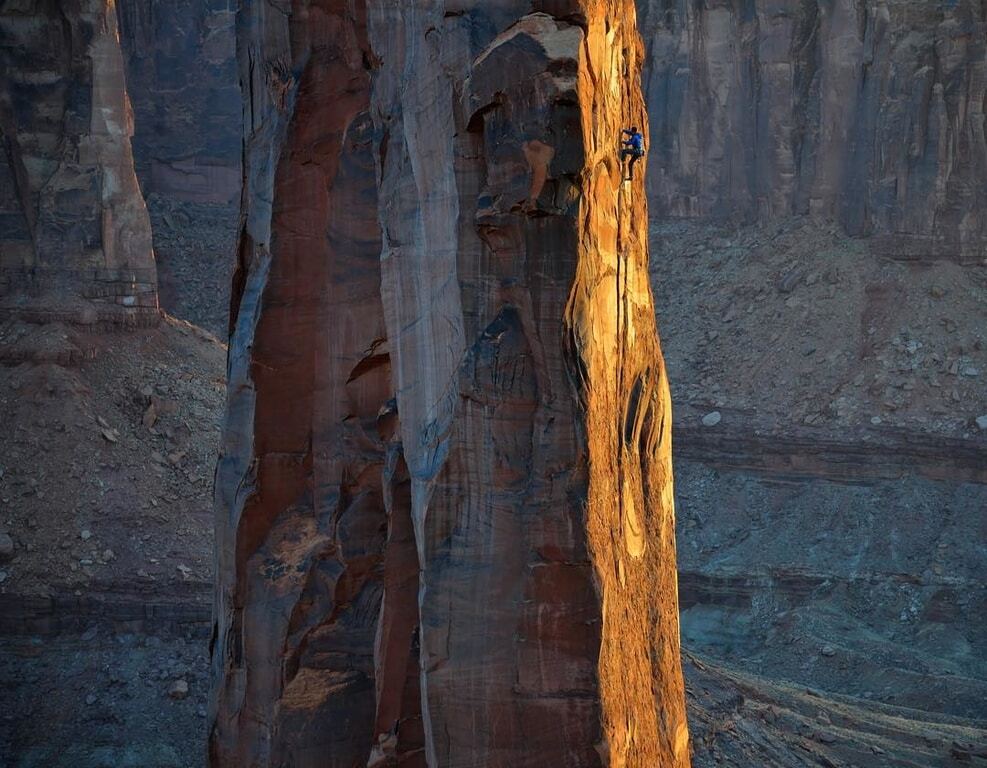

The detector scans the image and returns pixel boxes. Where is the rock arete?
[209,2,689,767]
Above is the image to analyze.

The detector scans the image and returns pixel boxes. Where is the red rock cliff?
[210,2,689,766]
[0,0,157,326]
[638,0,987,259]
[210,0,385,763]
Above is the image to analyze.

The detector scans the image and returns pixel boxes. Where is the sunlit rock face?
[210,2,688,766]
[638,0,987,259]
[370,2,688,765]
[0,0,157,326]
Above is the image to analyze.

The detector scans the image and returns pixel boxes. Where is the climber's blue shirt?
[625,132,644,152]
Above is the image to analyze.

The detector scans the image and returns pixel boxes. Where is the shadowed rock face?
[209,1,385,764]
[117,0,241,205]
[0,0,157,326]
[210,2,688,766]
[638,0,987,259]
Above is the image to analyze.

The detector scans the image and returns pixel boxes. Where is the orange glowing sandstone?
[210,2,689,766]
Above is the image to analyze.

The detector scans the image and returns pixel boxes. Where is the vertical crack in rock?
[371,432,426,767]
[212,1,689,766]
[0,0,158,327]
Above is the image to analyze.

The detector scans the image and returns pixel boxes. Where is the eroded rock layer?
[211,2,688,766]
[0,0,157,326]
[638,0,987,259]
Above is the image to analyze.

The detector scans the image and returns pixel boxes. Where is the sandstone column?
[209,0,388,765]
[369,2,688,764]
[0,0,157,326]
[211,2,689,766]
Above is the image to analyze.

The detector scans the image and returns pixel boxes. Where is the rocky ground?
[0,313,220,767]
[0,628,209,768]
[1,217,985,766]
[0,315,223,599]
[651,218,987,437]
[652,216,987,763]
[676,457,987,715]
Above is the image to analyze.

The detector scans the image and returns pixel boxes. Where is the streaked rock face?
[0,0,157,326]
[210,1,688,766]
[117,0,241,205]
[638,0,987,259]
[209,1,384,764]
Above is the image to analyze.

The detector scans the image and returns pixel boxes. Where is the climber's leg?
[620,148,634,180]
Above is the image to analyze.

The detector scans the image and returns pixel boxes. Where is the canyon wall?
[117,0,241,205]
[116,0,241,335]
[210,0,387,763]
[210,1,689,766]
[0,0,157,326]
[638,0,987,258]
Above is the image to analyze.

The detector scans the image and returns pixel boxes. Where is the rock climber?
[620,127,645,180]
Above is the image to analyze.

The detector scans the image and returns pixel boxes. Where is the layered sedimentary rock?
[637,0,987,258]
[117,0,241,205]
[0,0,157,325]
[211,2,688,766]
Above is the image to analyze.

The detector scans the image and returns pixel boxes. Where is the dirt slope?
[652,218,987,437]
[0,316,222,603]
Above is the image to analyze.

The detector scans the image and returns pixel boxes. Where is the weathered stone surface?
[211,2,688,767]
[209,0,385,765]
[115,0,240,336]
[638,0,987,259]
[370,4,688,765]
[0,0,157,326]
[117,0,241,205]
